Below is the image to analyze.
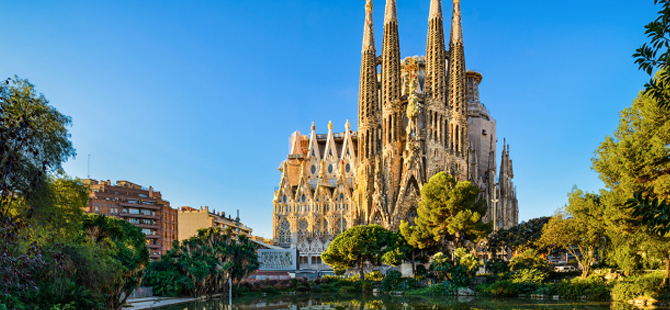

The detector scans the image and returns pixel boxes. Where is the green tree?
[398,221,434,274]
[151,227,259,297]
[0,76,75,305]
[539,189,606,278]
[82,215,150,310]
[321,225,403,280]
[407,172,489,251]
[592,82,670,284]
[634,0,670,111]
[487,217,551,256]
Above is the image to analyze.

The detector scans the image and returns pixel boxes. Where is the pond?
[157,294,634,310]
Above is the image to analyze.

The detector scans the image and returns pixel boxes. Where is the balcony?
[120,213,159,220]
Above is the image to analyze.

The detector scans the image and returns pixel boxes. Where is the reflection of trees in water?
[157,294,618,310]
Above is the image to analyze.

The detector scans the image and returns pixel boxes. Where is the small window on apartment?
[115,191,118,194]
[95,206,99,213]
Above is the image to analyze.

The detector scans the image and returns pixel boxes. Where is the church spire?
[358,0,378,144]
[447,0,467,155]
[381,0,401,142]
[363,0,375,52]
[384,0,397,23]
[449,0,463,44]
[425,0,446,106]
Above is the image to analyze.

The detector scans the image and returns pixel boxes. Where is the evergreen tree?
[487,216,551,255]
[321,225,403,280]
[592,83,670,284]
[405,172,489,251]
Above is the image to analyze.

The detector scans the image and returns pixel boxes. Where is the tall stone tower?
[424,0,448,176]
[381,0,403,220]
[446,0,468,178]
[357,0,381,225]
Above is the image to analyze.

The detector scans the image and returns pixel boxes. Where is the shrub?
[415,265,428,281]
[485,280,519,297]
[510,268,548,284]
[555,277,611,301]
[365,271,383,282]
[381,270,402,292]
[449,265,472,287]
[486,259,509,275]
[611,272,667,302]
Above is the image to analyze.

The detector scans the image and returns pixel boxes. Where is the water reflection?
[158,294,629,310]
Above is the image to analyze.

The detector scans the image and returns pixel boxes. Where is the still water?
[158,294,633,310]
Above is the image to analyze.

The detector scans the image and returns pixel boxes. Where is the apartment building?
[178,206,252,241]
[82,179,178,260]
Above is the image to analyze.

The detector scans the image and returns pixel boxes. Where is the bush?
[449,265,472,287]
[486,259,509,275]
[555,277,611,301]
[415,265,428,281]
[365,270,383,282]
[381,270,402,292]
[510,268,548,284]
[611,272,668,302]
[485,280,519,297]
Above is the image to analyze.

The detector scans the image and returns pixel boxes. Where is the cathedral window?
[279,219,291,244]
[298,219,309,238]
[283,195,287,203]
[311,165,316,174]
[346,163,351,173]
[312,150,315,157]
[329,149,333,157]
[328,164,333,174]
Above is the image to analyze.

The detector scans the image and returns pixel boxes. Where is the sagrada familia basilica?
[272,0,518,264]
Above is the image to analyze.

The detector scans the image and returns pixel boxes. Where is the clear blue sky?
[0,0,658,238]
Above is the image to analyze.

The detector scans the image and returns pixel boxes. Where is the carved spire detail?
[425,0,446,104]
[429,0,442,19]
[450,0,463,44]
[384,0,397,24]
[363,0,375,52]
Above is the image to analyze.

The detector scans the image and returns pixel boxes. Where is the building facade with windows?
[272,0,519,270]
[178,206,253,241]
[82,179,178,260]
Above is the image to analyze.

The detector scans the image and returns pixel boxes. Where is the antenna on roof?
[87,154,90,178]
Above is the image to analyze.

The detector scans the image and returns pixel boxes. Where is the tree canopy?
[591,78,670,283]
[487,216,551,255]
[539,189,606,278]
[403,172,489,251]
[321,224,404,280]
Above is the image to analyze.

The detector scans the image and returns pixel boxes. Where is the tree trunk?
[359,257,365,282]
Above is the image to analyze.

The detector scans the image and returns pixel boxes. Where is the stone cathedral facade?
[272,0,518,267]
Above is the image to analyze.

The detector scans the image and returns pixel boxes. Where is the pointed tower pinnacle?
[381,0,401,141]
[430,0,443,18]
[384,0,397,24]
[450,0,463,44]
[447,0,467,155]
[426,0,447,105]
[363,0,375,52]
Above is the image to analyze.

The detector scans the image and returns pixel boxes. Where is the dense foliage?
[400,172,489,252]
[321,225,405,280]
[145,227,259,297]
[487,217,550,255]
